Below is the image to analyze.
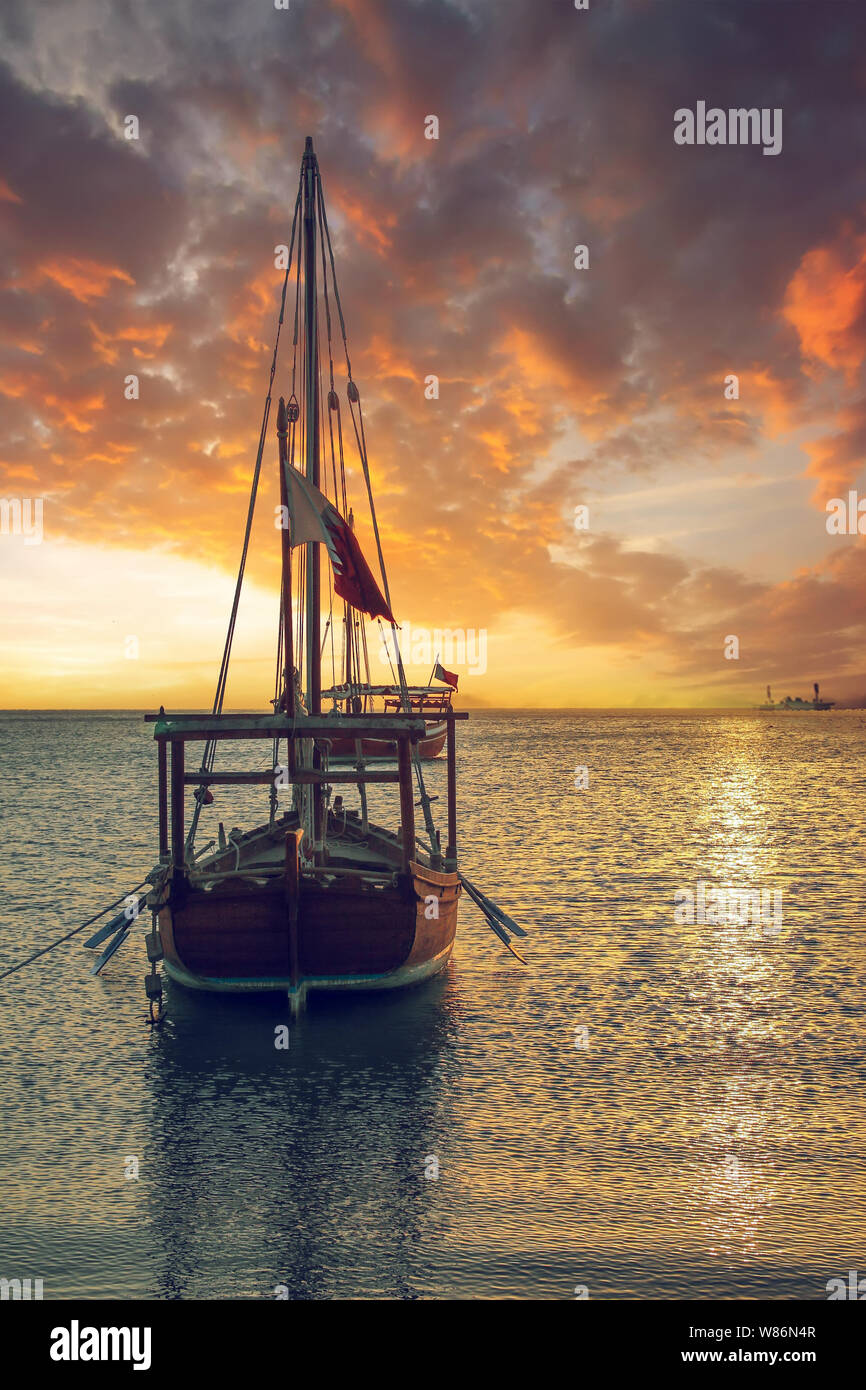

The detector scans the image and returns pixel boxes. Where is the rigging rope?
[184,150,441,863]
[187,182,302,851]
[315,170,439,853]
[0,881,149,982]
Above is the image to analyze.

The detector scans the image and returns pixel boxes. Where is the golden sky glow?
[2,1,866,707]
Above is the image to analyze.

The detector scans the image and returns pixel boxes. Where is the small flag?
[283,463,396,623]
[434,661,458,689]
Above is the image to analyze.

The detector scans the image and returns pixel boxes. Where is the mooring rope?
[0,880,150,982]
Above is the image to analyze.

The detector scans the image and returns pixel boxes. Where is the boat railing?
[146,710,467,876]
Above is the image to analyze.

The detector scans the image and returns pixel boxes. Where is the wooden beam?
[149,713,429,742]
[183,770,275,785]
[183,769,400,786]
[170,740,185,867]
[157,738,168,859]
[292,769,400,785]
[285,827,303,989]
[396,736,415,874]
[446,715,457,865]
[146,709,470,724]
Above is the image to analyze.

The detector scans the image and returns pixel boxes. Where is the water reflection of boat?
[755,682,835,711]
[142,977,461,1299]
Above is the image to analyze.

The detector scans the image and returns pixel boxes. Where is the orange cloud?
[330,0,418,161]
[88,319,173,364]
[729,365,798,436]
[780,224,866,502]
[335,188,395,256]
[801,401,866,502]
[33,256,135,303]
[0,462,38,481]
[474,427,513,474]
[497,325,575,397]
[0,368,37,399]
[783,227,866,380]
[225,267,279,354]
[43,388,105,434]
[86,441,136,467]
[494,324,626,438]
[364,334,418,384]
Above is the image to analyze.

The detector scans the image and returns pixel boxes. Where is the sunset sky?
[2,0,866,708]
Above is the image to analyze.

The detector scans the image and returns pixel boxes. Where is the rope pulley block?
[145,931,164,964]
[347,381,360,403]
[287,394,300,423]
[327,389,339,411]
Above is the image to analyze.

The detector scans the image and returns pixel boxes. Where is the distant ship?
[756,682,835,711]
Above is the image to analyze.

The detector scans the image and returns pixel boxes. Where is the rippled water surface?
[0,709,863,1299]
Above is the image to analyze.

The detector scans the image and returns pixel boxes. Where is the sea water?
[0,709,863,1299]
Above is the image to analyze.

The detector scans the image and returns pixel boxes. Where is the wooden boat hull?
[157,860,460,995]
[325,723,447,760]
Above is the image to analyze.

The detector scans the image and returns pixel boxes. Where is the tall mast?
[276,396,294,717]
[302,136,321,716]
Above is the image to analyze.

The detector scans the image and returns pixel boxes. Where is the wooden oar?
[460,875,527,937]
[83,908,133,950]
[490,926,527,965]
[459,875,527,963]
[90,924,131,976]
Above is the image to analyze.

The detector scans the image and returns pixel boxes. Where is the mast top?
[303,135,317,169]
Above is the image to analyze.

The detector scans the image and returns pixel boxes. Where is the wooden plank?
[289,770,400,785]
[170,740,185,867]
[182,768,400,785]
[285,827,303,989]
[406,861,460,968]
[311,745,324,865]
[446,715,457,864]
[183,770,276,785]
[191,866,395,883]
[149,713,430,741]
[297,881,415,975]
[157,738,168,859]
[145,712,435,726]
[169,887,288,976]
[397,736,415,873]
[158,726,426,744]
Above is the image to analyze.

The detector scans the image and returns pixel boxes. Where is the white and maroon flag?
[434,661,459,689]
[283,462,396,624]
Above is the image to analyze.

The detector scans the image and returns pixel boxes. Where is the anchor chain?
[144,909,165,1025]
